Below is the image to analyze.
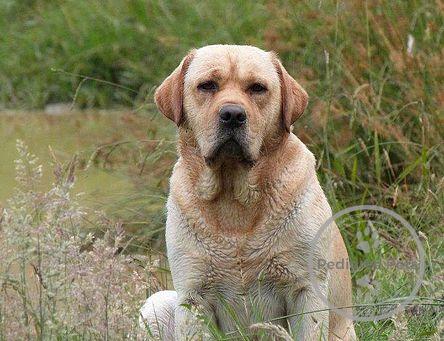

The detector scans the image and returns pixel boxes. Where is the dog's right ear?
[154,50,195,125]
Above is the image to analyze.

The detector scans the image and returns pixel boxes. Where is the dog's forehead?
[186,45,279,82]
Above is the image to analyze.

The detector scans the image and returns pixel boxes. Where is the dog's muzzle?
[204,104,253,167]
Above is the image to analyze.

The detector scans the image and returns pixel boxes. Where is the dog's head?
[155,45,308,168]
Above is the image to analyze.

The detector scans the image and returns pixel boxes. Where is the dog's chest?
[194,232,299,330]
[181,199,309,292]
[196,228,301,291]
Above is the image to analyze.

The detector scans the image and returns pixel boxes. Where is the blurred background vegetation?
[0,0,443,338]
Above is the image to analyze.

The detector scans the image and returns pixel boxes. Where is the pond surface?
[0,111,148,205]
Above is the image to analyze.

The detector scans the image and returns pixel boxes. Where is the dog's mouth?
[204,138,254,168]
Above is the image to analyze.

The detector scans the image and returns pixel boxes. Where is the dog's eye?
[198,81,218,92]
[249,83,267,93]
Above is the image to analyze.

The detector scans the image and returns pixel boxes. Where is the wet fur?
[141,45,356,340]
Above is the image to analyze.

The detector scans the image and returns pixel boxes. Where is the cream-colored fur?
[140,45,356,340]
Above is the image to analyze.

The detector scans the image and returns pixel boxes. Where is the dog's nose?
[219,104,247,128]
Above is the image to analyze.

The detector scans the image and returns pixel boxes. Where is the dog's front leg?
[175,293,214,340]
[285,284,329,340]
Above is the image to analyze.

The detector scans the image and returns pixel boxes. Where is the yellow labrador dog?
[141,45,356,340]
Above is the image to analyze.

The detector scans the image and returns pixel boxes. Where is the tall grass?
[0,141,159,339]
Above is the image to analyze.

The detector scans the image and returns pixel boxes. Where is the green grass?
[1,0,443,339]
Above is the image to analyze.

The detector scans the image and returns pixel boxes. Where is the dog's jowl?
[140,45,356,341]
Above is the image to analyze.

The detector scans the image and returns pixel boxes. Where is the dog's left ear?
[272,56,308,132]
[154,50,195,125]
